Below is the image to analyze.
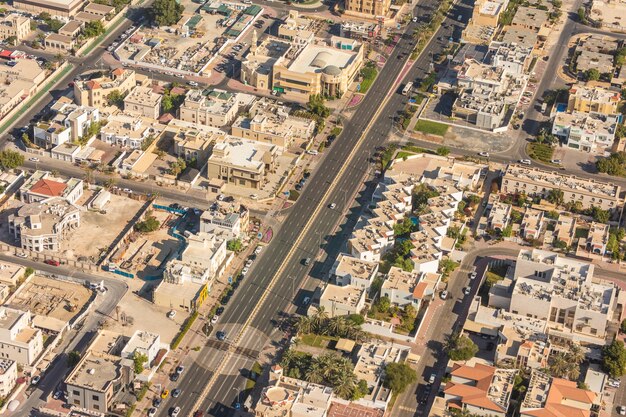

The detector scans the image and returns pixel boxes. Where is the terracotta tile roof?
[29,179,66,197]
[85,80,100,90]
[522,377,596,417]
[112,68,125,77]
[445,364,507,413]
[413,282,428,299]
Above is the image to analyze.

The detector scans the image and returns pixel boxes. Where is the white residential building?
[0,358,17,397]
[330,254,378,290]
[0,307,43,365]
[552,111,618,154]
[120,330,160,367]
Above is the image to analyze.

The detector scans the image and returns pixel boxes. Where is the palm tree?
[327,317,345,337]
[296,316,312,335]
[311,307,328,333]
[548,352,569,378]
[307,359,325,384]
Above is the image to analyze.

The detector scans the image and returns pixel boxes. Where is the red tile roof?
[523,378,596,417]
[85,80,100,90]
[445,364,506,413]
[29,179,66,197]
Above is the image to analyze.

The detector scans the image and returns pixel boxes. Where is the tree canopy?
[135,216,160,233]
[0,150,24,170]
[383,362,417,393]
[603,339,626,378]
[83,21,105,38]
[444,331,478,361]
[151,0,184,27]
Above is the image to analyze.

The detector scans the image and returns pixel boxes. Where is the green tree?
[151,0,185,26]
[351,379,369,400]
[445,331,478,361]
[106,90,125,108]
[585,68,600,81]
[68,350,81,368]
[133,351,148,374]
[590,206,610,224]
[83,21,105,38]
[376,296,391,313]
[577,7,587,23]
[161,94,174,113]
[0,150,24,170]
[603,340,626,378]
[436,146,450,156]
[227,239,243,252]
[546,189,564,206]
[383,362,417,393]
[134,216,160,233]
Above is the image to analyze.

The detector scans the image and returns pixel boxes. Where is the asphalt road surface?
[155,1,481,416]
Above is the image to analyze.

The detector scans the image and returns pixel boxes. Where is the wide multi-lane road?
[154,1,479,417]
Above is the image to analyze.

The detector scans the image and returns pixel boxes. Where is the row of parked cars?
[106,25,136,52]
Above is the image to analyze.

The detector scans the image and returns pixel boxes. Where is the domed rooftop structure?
[311,51,333,68]
[322,65,342,76]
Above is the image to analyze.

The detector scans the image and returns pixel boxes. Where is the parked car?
[153,398,162,408]
[16,252,27,258]
[519,159,532,165]
[171,407,181,417]
[168,310,176,319]
[440,290,448,300]
[172,389,181,398]
[303,257,311,266]
[478,152,489,157]
[188,81,198,87]
[216,331,226,341]
[550,159,562,165]
[44,259,60,266]
[303,296,311,305]
[28,157,40,162]
[619,406,626,416]
[428,373,436,384]
[148,408,157,417]
[463,287,471,295]
[306,149,318,155]
[160,390,169,399]
[211,315,219,324]
[176,365,184,374]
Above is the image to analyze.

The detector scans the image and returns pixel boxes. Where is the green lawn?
[527,142,554,163]
[0,64,74,135]
[414,119,449,136]
[299,334,337,348]
[359,65,378,94]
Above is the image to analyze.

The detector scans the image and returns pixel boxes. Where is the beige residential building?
[521,208,544,240]
[0,59,47,121]
[555,215,576,246]
[207,137,279,190]
[100,113,161,149]
[330,253,378,290]
[9,198,81,253]
[230,98,315,148]
[511,6,548,31]
[13,0,86,17]
[487,202,512,232]
[44,33,75,52]
[58,20,83,38]
[502,164,622,211]
[508,249,616,343]
[179,89,255,128]
[578,221,609,256]
[83,2,116,16]
[0,307,44,365]
[74,68,137,108]
[319,284,366,317]
[344,0,391,20]
[123,86,162,119]
[255,366,333,417]
[65,331,132,413]
[0,14,31,42]
[567,83,620,114]
[521,371,595,417]
[164,121,223,163]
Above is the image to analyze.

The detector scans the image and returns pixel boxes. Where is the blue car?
[216,331,226,341]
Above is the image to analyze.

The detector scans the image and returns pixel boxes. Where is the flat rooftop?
[288,43,355,74]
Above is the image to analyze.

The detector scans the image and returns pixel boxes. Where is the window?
[93,404,100,410]
[73,390,80,396]
[92,395,99,401]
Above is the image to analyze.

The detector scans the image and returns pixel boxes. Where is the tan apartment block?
[0,14,31,42]
[207,137,278,189]
[73,68,137,108]
[123,86,162,119]
[567,83,621,114]
[13,0,86,17]
[502,164,622,211]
